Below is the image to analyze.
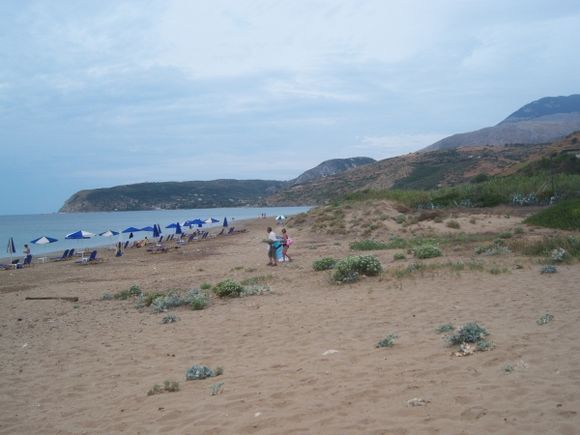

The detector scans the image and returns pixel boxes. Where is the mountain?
[59,157,374,212]
[59,180,285,212]
[289,157,376,185]
[266,132,580,205]
[422,94,580,152]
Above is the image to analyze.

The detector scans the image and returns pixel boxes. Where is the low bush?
[162,313,178,323]
[114,284,143,300]
[524,199,580,230]
[333,255,383,283]
[393,252,406,261]
[537,313,554,325]
[151,288,207,312]
[350,240,389,250]
[143,292,164,307]
[186,364,222,381]
[213,279,243,298]
[376,333,398,348]
[435,323,454,334]
[147,380,180,396]
[446,220,460,229]
[540,265,557,274]
[190,294,209,310]
[312,257,337,271]
[414,244,442,259]
[510,235,579,259]
[447,322,489,346]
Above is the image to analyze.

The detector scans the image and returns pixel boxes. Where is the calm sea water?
[0,206,310,260]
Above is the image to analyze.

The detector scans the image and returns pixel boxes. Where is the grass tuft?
[376,333,398,348]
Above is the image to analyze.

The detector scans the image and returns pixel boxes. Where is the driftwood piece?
[25,296,79,302]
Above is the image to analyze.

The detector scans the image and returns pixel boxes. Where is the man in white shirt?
[267,227,278,266]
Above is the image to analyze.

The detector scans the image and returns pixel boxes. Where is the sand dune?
[1,214,579,434]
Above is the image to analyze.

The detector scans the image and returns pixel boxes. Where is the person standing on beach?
[281,228,293,262]
[23,244,31,256]
[266,227,278,266]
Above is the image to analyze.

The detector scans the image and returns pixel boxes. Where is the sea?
[0,206,310,260]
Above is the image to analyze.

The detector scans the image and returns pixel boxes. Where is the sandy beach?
[1,207,579,434]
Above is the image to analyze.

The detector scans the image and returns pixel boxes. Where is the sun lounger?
[10,255,32,269]
[147,244,169,254]
[0,259,19,270]
[68,248,75,258]
[76,250,101,265]
[52,249,69,261]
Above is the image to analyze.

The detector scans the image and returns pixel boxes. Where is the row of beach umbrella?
[5,217,230,258]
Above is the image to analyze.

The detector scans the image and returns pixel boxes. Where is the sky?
[1,0,580,214]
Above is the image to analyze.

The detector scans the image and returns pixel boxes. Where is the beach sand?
[1,210,579,434]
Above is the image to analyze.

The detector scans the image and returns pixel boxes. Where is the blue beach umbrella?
[122,226,142,234]
[166,223,179,229]
[6,237,16,261]
[223,217,228,227]
[140,226,155,232]
[65,230,95,240]
[205,217,219,224]
[186,219,205,228]
[99,230,119,237]
[31,236,58,245]
[153,224,161,238]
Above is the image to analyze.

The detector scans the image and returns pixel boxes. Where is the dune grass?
[524,199,580,230]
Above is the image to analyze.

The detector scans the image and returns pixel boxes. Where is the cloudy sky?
[1,0,579,214]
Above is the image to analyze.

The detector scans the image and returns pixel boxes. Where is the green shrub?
[312,257,337,271]
[147,384,163,396]
[476,339,495,351]
[435,323,454,334]
[393,252,406,261]
[143,292,164,306]
[162,313,178,323]
[514,226,524,235]
[148,380,179,396]
[414,244,442,259]
[200,282,212,290]
[395,214,407,224]
[524,199,580,230]
[163,380,180,392]
[333,255,383,283]
[213,279,243,298]
[149,288,206,313]
[446,220,460,229]
[448,322,489,345]
[114,284,143,300]
[350,240,389,250]
[376,333,398,348]
[540,265,557,274]
[385,236,408,249]
[498,231,512,239]
[537,313,554,325]
[186,364,215,380]
[190,294,209,310]
[209,381,225,396]
[510,235,579,258]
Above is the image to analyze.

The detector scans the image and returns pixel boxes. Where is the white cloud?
[154,0,451,78]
